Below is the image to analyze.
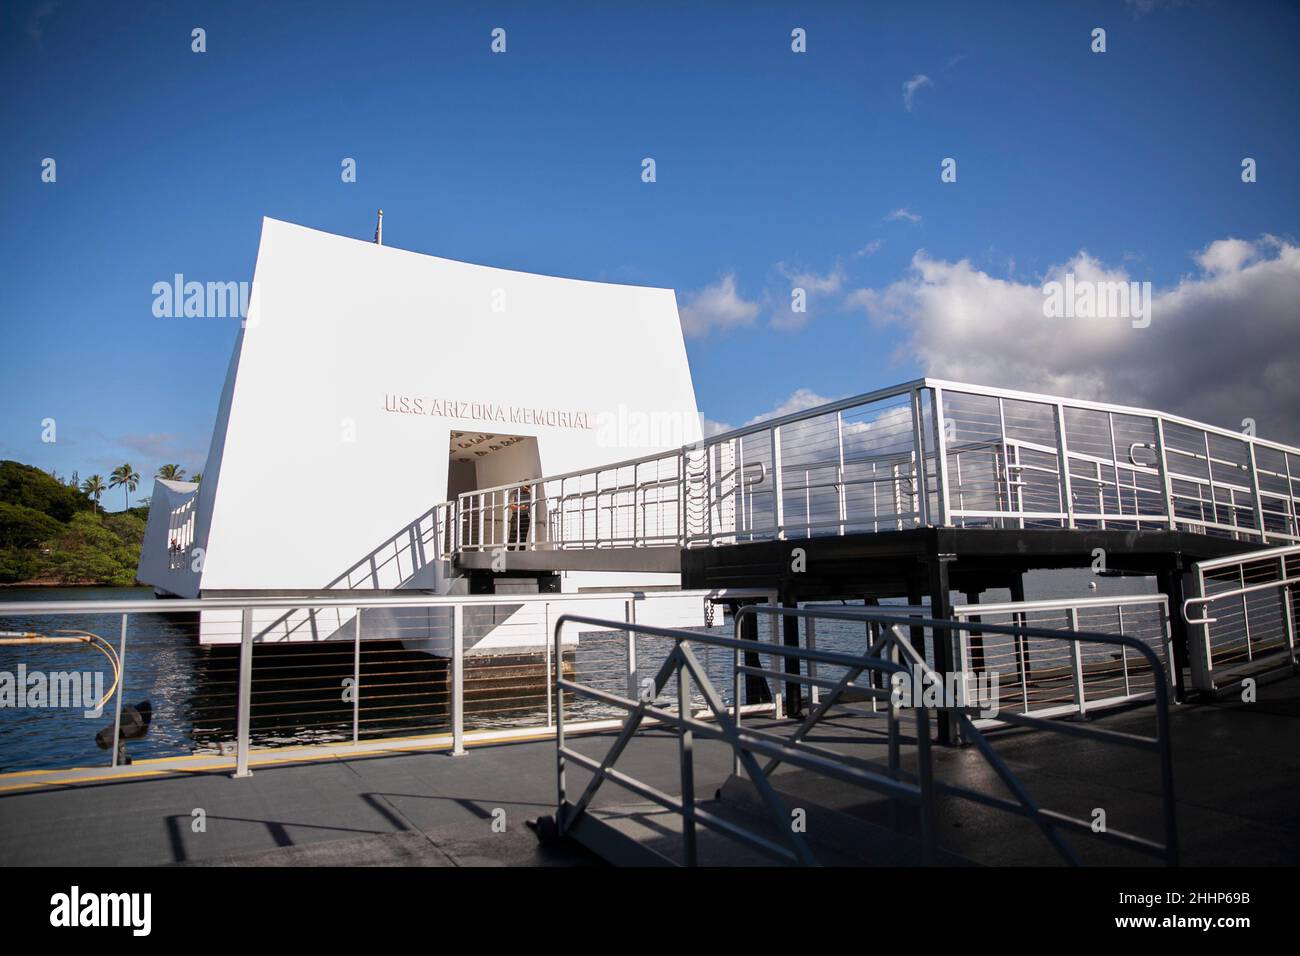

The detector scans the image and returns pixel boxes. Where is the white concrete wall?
[194,592,710,650]
[138,217,700,613]
[137,478,201,596]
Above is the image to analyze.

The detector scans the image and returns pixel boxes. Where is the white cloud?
[746,388,836,424]
[902,74,932,112]
[1194,237,1260,275]
[854,239,884,258]
[772,262,845,332]
[700,416,734,438]
[776,262,844,296]
[848,236,1300,442]
[678,273,760,338]
[116,432,208,474]
[705,388,838,435]
[886,208,922,224]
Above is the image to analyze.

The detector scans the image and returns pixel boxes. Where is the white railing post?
[1248,442,1268,542]
[909,388,930,527]
[1055,403,1075,528]
[1158,596,1176,688]
[451,603,466,756]
[1154,418,1176,530]
[678,658,697,866]
[953,611,974,743]
[632,463,640,546]
[931,386,950,526]
[234,607,254,778]
[1117,604,1131,696]
[999,398,1023,528]
[770,608,785,720]
[807,617,819,706]
[1187,566,1214,691]
[109,613,128,768]
[352,607,362,744]
[771,426,785,539]
[625,598,638,700]
[1068,605,1086,717]
[1285,453,1298,539]
[836,412,847,535]
[544,602,553,728]
[1281,556,1298,667]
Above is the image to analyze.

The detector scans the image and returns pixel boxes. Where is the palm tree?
[109,463,140,510]
[156,463,186,481]
[191,472,202,485]
[82,474,106,512]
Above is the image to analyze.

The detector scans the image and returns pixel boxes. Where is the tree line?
[0,460,201,586]
[77,463,201,512]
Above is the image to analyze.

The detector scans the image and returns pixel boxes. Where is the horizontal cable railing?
[0,588,774,776]
[1182,544,1300,692]
[949,594,1174,724]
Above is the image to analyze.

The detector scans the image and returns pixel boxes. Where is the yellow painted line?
[0,769,173,792]
[0,726,576,794]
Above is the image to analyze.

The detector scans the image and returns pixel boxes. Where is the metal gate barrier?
[549,605,1178,866]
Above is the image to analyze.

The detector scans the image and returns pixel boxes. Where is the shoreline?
[0,580,143,589]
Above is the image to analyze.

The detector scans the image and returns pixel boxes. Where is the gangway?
[448,378,1300,562]
[436,378,1300,723]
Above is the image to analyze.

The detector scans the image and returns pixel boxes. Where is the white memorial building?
[137,218,703,645]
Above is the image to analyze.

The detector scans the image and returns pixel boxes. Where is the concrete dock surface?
[1,675,1296,867]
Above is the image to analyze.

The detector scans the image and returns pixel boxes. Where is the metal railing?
[551,604,1178,865]
[450,379,1300,556]
[816,608,1185,868]
[950,594,1174,724]
[1182,544,1300,692]
[0,588,773,777]
[551,611,934,866]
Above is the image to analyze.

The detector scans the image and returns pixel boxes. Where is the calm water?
[0,587,203,772]
[0,570,1154,772]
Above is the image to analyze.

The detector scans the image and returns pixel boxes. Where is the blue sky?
[3,0,1298,507]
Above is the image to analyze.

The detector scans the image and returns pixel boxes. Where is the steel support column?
[926,549,957,744]
[736,601,772,705]
[780,584,803,717]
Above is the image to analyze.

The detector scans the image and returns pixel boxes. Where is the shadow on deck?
[1,675,1296,867]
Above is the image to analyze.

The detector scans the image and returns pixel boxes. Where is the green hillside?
[0,460,149,586]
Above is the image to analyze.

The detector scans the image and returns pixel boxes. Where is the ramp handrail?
[1181,544,1300,692]
[447,378,1300,558]
[734,605,1179,866]
[946,593,1175,723]
[550,612,933,866]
